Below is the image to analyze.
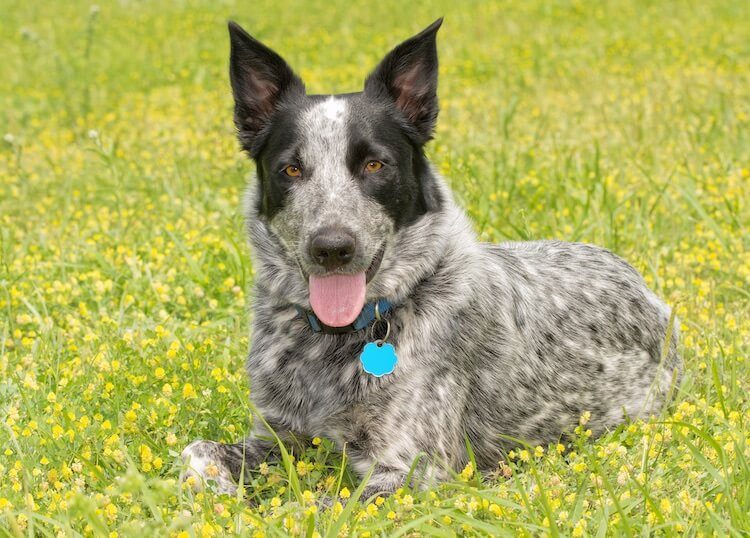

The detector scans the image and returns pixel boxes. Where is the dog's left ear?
[365,18,443,143]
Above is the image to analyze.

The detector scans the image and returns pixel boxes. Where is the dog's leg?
[181,436,274,495]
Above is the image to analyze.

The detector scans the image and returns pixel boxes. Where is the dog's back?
[453,240,681,467]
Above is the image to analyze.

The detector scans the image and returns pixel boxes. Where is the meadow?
[1,0,749,535]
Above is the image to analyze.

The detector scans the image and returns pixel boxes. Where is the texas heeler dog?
[182,19,682,498]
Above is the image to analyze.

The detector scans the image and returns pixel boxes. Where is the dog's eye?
[365,161,384,173]
[283,165,302,177]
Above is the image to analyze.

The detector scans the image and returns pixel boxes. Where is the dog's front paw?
[181,440,238,495]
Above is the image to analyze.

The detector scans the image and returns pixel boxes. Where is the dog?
[182,18,682,498]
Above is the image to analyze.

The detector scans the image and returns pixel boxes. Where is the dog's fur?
[182,19,682,498]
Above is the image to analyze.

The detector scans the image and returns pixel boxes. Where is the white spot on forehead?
[302,96,349,136]
[298,96,355,213]
[320,96,346,121]
[300,96,350,165]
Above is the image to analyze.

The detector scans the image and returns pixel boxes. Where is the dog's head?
[229,19,445,326]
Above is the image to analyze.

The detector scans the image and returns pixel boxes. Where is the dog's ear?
[228,21,305,153]
[364,18,442,143]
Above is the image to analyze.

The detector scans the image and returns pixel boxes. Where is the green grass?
[1,0,749,535]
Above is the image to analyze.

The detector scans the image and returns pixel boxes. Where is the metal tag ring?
[370,318,391,343]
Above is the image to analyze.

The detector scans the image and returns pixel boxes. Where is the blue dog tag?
[360,341,398,377]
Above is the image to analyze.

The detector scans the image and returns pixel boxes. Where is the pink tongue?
[309,272,367,327]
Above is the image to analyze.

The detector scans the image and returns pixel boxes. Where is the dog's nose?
[310,227,356,270]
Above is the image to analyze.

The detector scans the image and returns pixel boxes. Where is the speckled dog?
[182,19,682,497]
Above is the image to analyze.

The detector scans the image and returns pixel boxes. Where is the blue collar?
[295,299,393,334]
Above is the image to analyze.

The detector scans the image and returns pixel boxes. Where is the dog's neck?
[294,298,394,335]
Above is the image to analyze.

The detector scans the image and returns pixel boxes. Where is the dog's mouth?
[365,243,385,283]
[304,243,385,328]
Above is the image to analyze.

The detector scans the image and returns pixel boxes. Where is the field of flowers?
[1,0,749,535]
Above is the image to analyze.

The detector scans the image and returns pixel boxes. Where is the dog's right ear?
[228,21,305,154]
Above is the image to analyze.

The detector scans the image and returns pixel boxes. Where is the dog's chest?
[247,321,401,435]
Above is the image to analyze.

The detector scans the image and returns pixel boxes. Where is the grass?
[1,0,749,535]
